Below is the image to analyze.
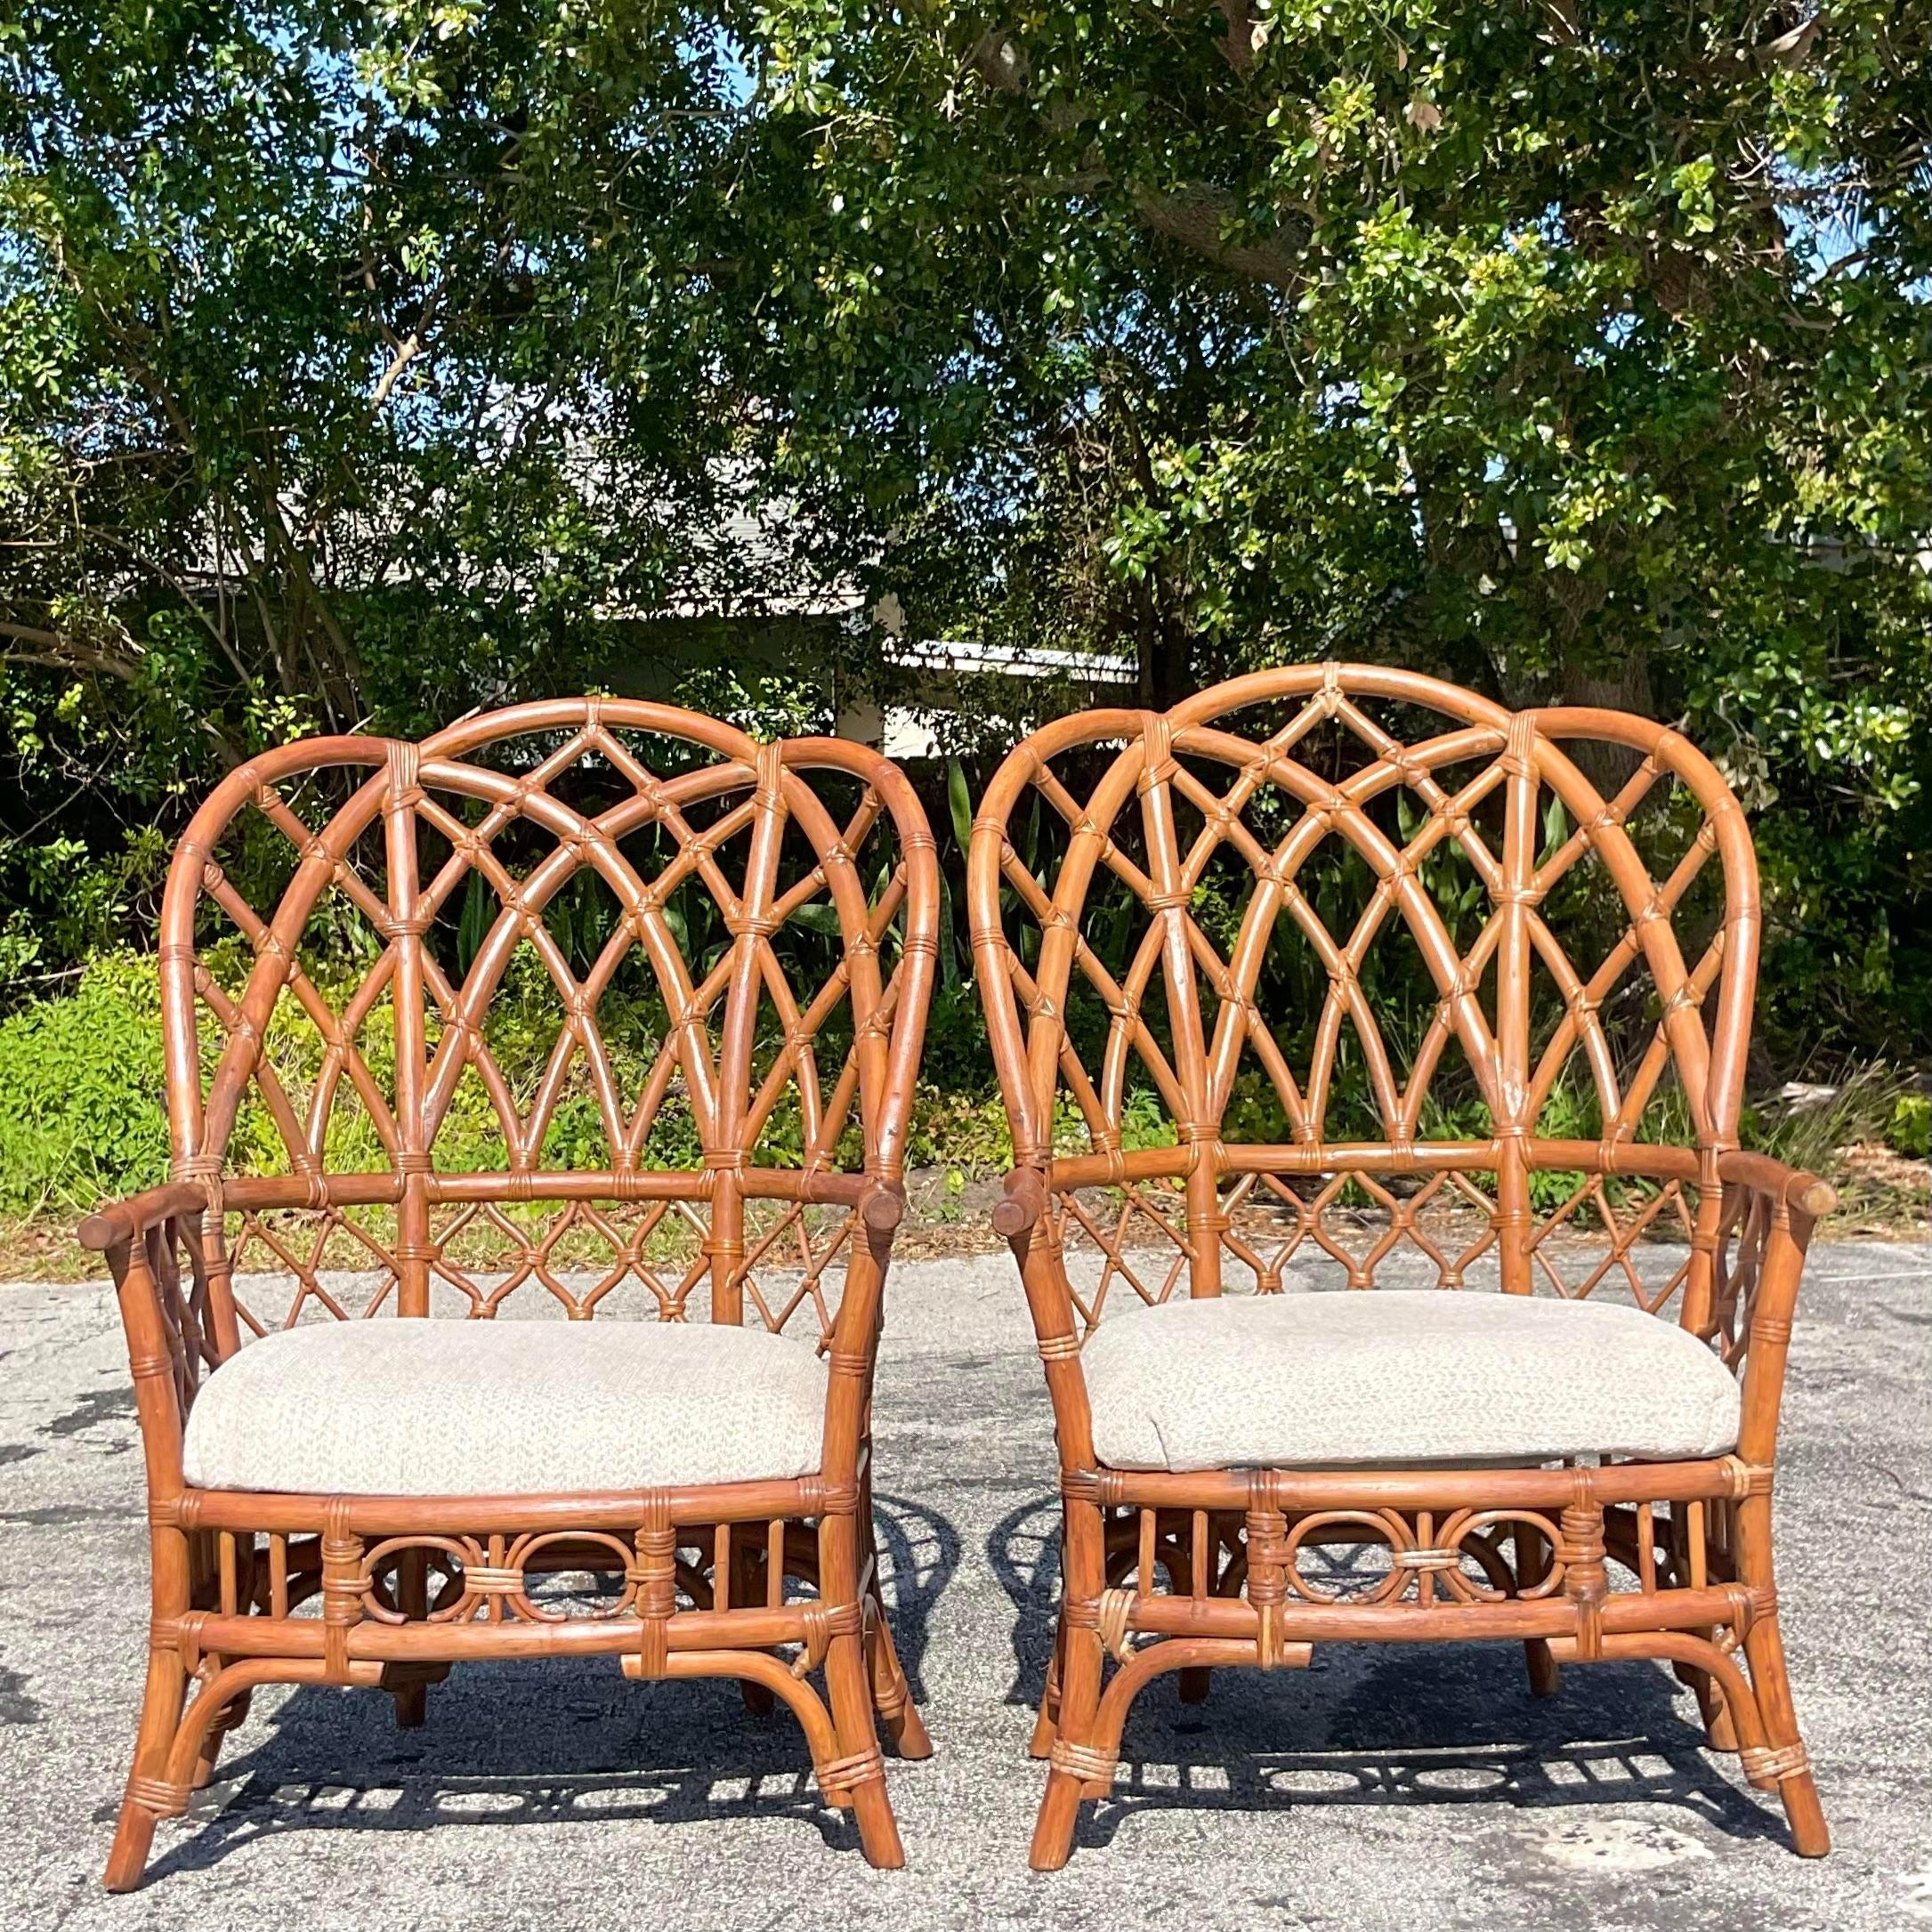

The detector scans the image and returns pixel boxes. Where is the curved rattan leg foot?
[110,1658,352,1892]
[1732,1492,1829,1856]
[1740,1615,1830,1855]
[655,1651,840,1772]
[1029,1628,1103,1871]
[812,1506,902,1865]
[865,1597,932,1759]
[1031,1491,1116,1870]
[1090,1637,1257,1778]
[104,1784,183,1896]
[1030,1758,1093,1869]
[103,1645,190,1892]
[1591,1628,1824,1855]
[1029,1618,1065,1759]
[190,1686,255,1788]
[821,1629,905,1868]
[1767,1753,1830,1857]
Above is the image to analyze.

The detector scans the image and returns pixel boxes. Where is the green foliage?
[733,0,1932,1062]
[1,0,1929,1074]
[1889,1093,1932,1161]
[0,0,775,979]
[0,949,1017,1216]
[0,953,170,1216]
[1740,1061,1922,1179]
[0,946,1919,1235]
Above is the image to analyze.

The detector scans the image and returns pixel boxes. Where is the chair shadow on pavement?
[986,1491,1794,1855]
[133,1492,960,1884]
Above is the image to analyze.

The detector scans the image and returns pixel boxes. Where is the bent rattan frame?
[968,663,1832,1869]
[82,699,939,1888]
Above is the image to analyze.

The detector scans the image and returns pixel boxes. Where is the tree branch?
[0,619,146,685]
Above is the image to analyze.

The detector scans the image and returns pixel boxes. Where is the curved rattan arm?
[77,1184,214,1255]
[79,1190,227,1497]
[1716,1150,1837,1222]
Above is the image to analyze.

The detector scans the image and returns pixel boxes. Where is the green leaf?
[936,868,961,990]
[1541,794,1569,862]
[457,869,491,974]
[790,901,842,937]
[947,756,974,855]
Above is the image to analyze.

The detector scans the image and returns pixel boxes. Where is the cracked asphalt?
[0,1239,1927,1932]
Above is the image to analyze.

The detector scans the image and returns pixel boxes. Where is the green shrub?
[1889,1093,1932,1161]
[0,954,171,1217]
[3,947,1925,1231]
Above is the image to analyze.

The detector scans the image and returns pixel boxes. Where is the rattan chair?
[81,700,938,1888]
[967,664,1831,1869]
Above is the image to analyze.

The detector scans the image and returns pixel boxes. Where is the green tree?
[0,0,774,974]
[3,0,1929,1061]
[725,0,1932,1052]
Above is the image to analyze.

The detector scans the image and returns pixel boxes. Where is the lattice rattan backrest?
[160,701,937,1335]
[968,665,1758,1311]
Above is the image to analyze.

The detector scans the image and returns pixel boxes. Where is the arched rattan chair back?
[968,664,1758,1322]
[158,700,938,1338]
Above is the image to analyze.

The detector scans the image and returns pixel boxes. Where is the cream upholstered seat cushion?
[182,1318,828,1496]
[1079,1289,1740,1472]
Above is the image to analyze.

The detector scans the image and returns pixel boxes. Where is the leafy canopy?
[1,0,1928,1055]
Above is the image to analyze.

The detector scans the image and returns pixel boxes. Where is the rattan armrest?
[77,1184,213,1254]
[990,1166,1048,1239]
[1716,1150,1838,1220]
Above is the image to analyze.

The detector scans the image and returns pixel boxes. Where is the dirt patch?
[1830,1142,1931,1233]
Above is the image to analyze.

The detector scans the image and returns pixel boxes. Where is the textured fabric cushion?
[182,1319,828,1496]
[1080,1289,1740,1472]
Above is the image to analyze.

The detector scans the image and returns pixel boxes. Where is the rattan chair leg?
[863,1592,932,1758]
[815,1517,904,1868]
[1516,1523,1562,1697]
[103,1645,190,1893]
[820,1632,904,1863]
[1030,1496,1110,1871]
[1734,1500,1830,1856]
[1030,1629,1102,1871]
[728,1531,780,1717]
[1523,1638,1562,1699]
[1029,1618,1065,1759]
[392,1549,431,1727]
[1743,1621,1829,1857]
[1176,1666,1211,1704]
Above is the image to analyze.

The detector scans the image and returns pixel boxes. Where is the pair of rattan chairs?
[82,666,1831,1889]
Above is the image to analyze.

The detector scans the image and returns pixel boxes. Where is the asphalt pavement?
[0,1239,1926,1931]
